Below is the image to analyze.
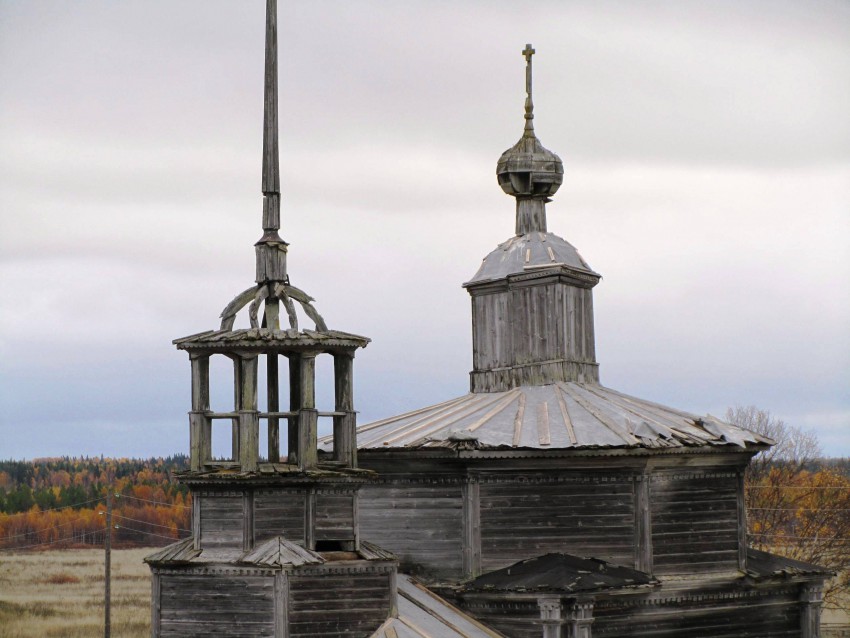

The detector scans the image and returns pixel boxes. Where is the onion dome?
[496,44,564,200]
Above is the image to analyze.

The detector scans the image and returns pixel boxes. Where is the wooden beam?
[239,356,259,471]
[333,352,356,467]
[274,571,289,638]
[268,354,280,462]
[737,469,748,571]
[298,353,317,469]
[634,474,653,575]
[462,475,481,579]
[287,354,300,465]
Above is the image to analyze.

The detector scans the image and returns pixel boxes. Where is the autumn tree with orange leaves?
[728,406,850,608]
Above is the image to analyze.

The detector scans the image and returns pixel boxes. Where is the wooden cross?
[522,44,535,130]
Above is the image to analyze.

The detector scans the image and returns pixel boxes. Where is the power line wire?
[2,516,89,540]
[113,524,187,542]
[114,494,190,509]
[0,497,105,517]
[0,528,104,552]
[114,514,191,533]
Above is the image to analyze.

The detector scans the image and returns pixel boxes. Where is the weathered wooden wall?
[155,569,276,638]
[287,567,393,638]
[649,471,740,574]
[358,478,464,580]
[255,488,306,545]
[450,598,541,638]
[195,486,359,552]
[478,472,635,573]
[470,279,599,391]
[593,585,802,637]
[198,491,245,550]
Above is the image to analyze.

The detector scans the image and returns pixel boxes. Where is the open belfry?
[147,2,831,637]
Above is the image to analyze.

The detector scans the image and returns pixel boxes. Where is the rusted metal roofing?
[323,382,772,452]
[459,553,657,594]
[370,574,506,638]
[145,536,392,568]
[745,548,834,580]
[173,328,370,351]
[464,232,599,286]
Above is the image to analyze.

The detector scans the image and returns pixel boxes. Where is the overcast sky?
[1,0,848,460]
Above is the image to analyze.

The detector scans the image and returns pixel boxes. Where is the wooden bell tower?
[145,3,397,635]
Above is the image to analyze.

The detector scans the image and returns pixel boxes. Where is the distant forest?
[0,456,191,550]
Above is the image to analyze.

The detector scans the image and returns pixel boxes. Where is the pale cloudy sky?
[1,0,848,459]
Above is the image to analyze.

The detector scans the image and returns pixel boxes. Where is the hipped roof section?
[321,382,772,453]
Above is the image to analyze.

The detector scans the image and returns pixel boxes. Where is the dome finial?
[496,44,564,235]
[522,43,535,135]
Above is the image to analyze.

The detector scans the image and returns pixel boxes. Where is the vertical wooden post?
[736,469,748,571]
[232,356,242,461]
[287,354,301,465]
[104,490,112,638]
[268,353,280,462]
[305,487,316,550]
[537,598,563,638]
[634,474,653,574]
[189,355,210,471]
[462,474,481,578]
[570,599,595,638]
[150,570,161,637]
[192,493,201,551]
[333,352,356,467]
[800,583,824,638]
[298,353,318,470]
[239,356,259,471]
[274,571,289,638]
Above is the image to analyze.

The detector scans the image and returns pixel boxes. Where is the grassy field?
[0,548,152,638]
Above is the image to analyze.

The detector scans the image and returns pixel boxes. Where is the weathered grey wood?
[274,571,289,638]
[297,353,317,469]
[150,571,161,636]
[634,474,653,574]
[238,356,259,471]
[333,353,356,467]
[261,0,279,201]
[304,488,316,550]
[231,356,241,460]
[267,354,280,462]
[192,493,201,550]
[462,475,482,579]
[736,469,747,571]
[243,491,254,552]
[287,354,301,465]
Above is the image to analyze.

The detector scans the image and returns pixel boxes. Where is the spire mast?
[262,0,280,233]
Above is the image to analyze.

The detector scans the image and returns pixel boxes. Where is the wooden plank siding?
[287,570,392,638]
[478,474,635,572]
[649,472,740,574]
[254,489,306,545]
[593,586,801,637]
[358,480,464,580]
[158,572,276,638]
[315,489,356,543]
[199,492,245,550]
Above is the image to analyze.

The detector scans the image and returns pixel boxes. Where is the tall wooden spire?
[261,0,280,234]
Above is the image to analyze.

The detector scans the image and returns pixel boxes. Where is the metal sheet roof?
[460,553,657,593]
[370,574,506,638]
[464,232,598,286]
[322,382,772,452]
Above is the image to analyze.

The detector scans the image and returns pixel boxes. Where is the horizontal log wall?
[650,472,740,574]
[479,474,635,572]
[198,493,244,550]
[157,572,275,637]
[254,488,306,545]
[358,480,464,580]
[315,489,356,542]
[287,569,392,638]
[593,586,801,637]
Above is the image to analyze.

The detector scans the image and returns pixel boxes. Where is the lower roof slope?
[325,382,771,452]
[370,574,507,638]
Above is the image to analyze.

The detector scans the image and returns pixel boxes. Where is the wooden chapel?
[145,2,831,636]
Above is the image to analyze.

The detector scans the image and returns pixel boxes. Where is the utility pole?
[104,489,112,638]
